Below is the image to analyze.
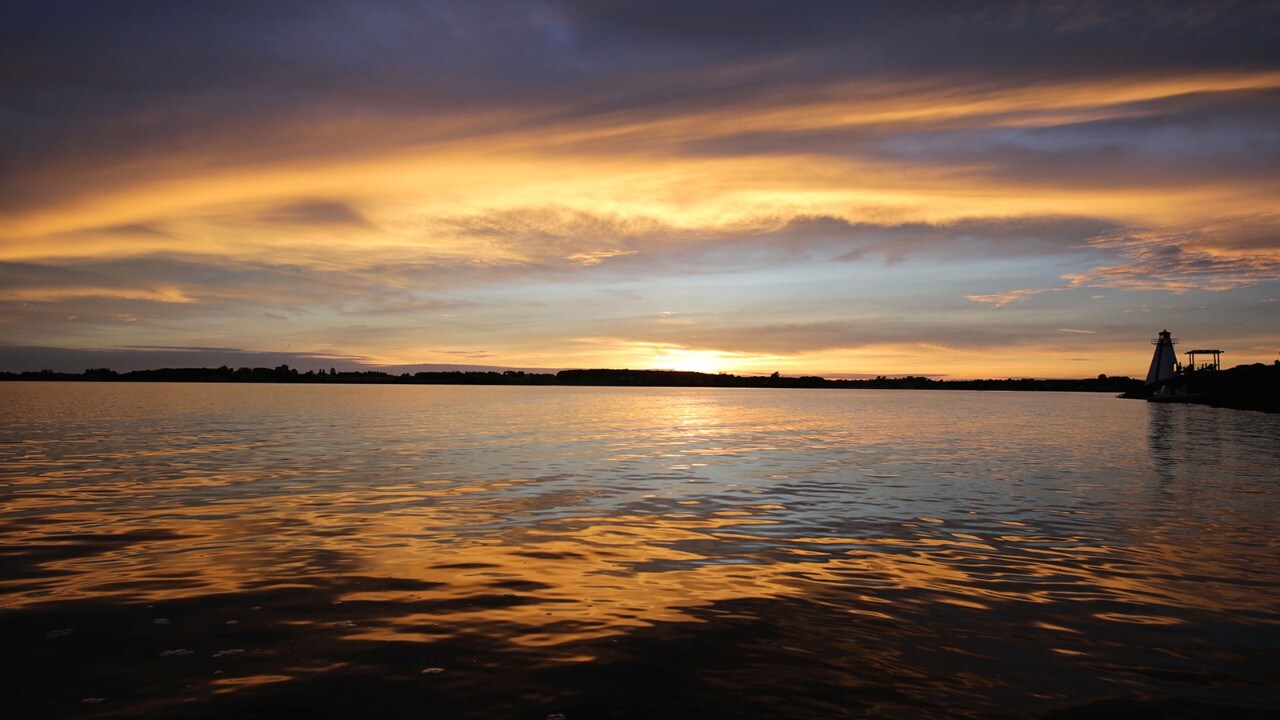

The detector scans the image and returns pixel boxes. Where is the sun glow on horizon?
[639,347,739,376]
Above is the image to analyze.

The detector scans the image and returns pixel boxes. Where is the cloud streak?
[1067,219,1280,292]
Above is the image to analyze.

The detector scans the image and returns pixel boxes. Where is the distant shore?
[1,365,1145,393]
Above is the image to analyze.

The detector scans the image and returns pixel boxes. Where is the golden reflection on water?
[5,474,1274,643]
[2,383,1279,716]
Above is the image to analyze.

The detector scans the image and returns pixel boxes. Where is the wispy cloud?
[255,200,374,228]
[965,288,1054,308]
[1065,219,1280,292]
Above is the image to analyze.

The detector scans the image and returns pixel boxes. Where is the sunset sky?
[2,1,1278,378]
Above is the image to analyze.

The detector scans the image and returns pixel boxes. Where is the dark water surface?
[2,383,1278,719]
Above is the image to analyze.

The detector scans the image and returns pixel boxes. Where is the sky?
[2,1,1278,379]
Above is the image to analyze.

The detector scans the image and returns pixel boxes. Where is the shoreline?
[2,366,1144,394]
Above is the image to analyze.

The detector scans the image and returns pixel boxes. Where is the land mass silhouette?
[6,364,1277,411]
[2,365,1146,393]
[1119,361,1280,413]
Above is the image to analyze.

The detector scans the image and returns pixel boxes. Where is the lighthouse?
[1145,329,1178,385]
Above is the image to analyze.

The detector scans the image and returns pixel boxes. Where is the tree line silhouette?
[0,365,1147,393]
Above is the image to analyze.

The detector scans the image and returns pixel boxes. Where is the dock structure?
[1185,348,1223,372]
[1146,329,1178,385]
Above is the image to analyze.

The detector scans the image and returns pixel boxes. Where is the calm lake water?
[2,383,1278,719]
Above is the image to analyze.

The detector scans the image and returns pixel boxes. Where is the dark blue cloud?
[0,343,362,373]
[0,342,564,374]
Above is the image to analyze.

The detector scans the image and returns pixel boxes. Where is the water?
[1,383,1277,719]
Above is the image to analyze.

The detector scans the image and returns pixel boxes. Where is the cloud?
[861,88,1280,189]
[0,340,571,374]
[816,216,1112,264]
[3,1,1278,218]
[0,343,369,373]
[0,259,202,304]
[0,253,466,346]
[429,209,1114,271]
[93,223,173,237]
[567,250,639,266]
[965,288,1055,308]
[582,315,1077,357]
[256,200,373,228]
[566,1,1280,78]
[5,286,197,304]
[1065,218,1280,292]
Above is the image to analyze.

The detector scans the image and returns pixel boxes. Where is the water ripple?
[1,383,1278,718]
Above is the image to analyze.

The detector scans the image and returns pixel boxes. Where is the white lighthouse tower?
[1145,329,1178,385]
